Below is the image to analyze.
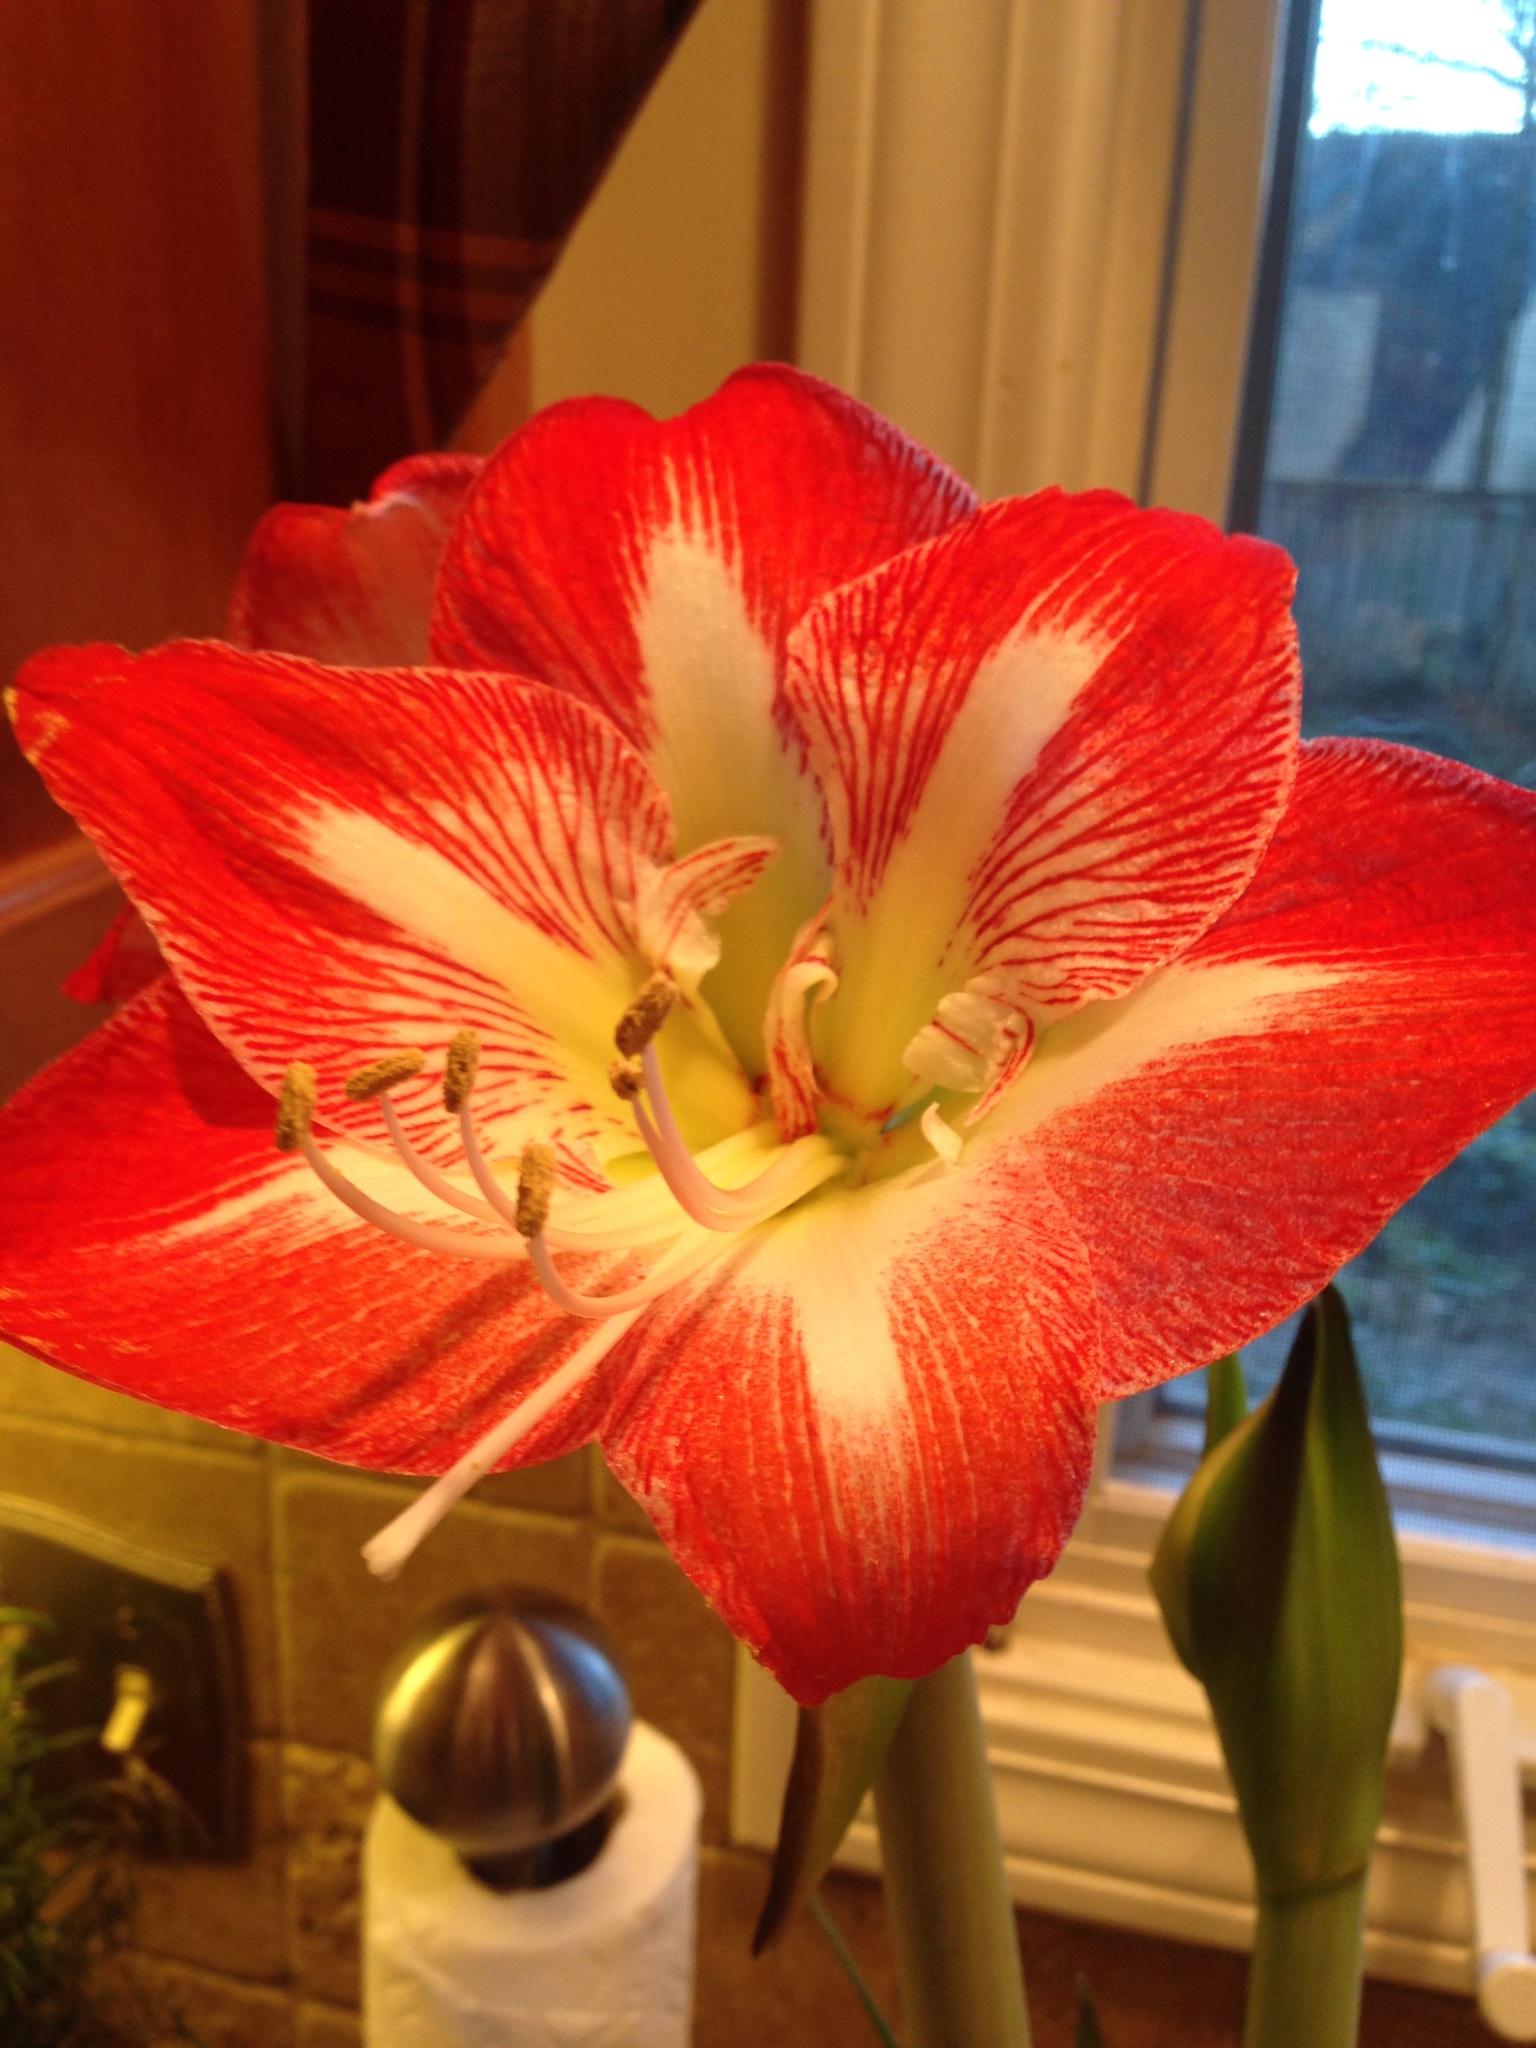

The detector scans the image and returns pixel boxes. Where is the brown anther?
[515,1143,557,1239]
[344,1049,425,1103]
[608,1057,645,1102]
[274,1063,318,1152]
[614,973,677,1059]
[443,1029,480,1113]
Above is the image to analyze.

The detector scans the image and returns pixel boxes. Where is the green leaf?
[1074,1974,1107,2048]
[1150,1288,1401,1899]
[1204,1352,1248,1455]
[809,1891,904,2047]
[753,1674,914,1952]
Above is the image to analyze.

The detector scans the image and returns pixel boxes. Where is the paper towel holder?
[373,1589,632,1891]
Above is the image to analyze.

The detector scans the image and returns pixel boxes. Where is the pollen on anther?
[443,1029,480,1112]
[608,1057,644,1101]
[515,1143,557,1239]
[344,1049,425,1103]
[274,1063,318,1152]
[615,974,677,1058]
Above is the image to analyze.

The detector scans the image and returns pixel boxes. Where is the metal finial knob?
[373,1591,631,1864]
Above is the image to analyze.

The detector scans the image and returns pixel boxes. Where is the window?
[1118,0,1536,1547]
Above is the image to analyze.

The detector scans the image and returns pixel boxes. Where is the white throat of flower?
[273,975,844,1580]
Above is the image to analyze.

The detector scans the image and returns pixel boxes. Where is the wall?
[528,0,803,415]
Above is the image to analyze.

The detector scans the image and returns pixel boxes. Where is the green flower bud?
[1150,1289,1401,1901]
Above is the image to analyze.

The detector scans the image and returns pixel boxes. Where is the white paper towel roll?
[364,1719,702,2048]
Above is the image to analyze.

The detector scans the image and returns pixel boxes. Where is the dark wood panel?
[0,0,274,861]
[0,838,122,1103]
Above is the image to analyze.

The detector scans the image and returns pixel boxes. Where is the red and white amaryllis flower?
[5,368,1536,1705]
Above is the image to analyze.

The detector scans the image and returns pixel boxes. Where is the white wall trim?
[1142,0,1289,519]
[798,0,1243,501]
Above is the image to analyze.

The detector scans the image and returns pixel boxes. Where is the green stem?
[872,1654,1030,2048]
[1243,1870,1369,2048]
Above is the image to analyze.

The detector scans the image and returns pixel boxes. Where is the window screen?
[1114,0,1536,1543]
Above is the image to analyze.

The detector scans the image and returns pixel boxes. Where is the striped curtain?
[304,0,700,501]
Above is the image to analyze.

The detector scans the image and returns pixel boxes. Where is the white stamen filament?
[527,1229,721,1318]
[921,1102,963,1165]
[295,1128,526,1261]
[305,1076,731,1318]
[360,1221,721,1580]
[448,1102,682,1252]
[362,1308,643,1581]
[455,1102,522,1224]
[372,1090,678,1252]
[633,1043,841,1228]
[378,1096,502,1224]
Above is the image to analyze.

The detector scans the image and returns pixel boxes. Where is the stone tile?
[273,1443,590,1517]
[694,1850,900,2048]
[130,1953,294,2048]
[0,1340,263,1454]
[295,2003,362,2048]
[134,1739,287,1982]
[282,1744,376,2007]
[594,1448,661,1536]
[0,1415,280,1733]
[275,1472,591,1754]
[594,1536,735,1843]
[475,1446,592,1515]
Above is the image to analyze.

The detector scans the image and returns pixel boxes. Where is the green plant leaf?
[1204,1352,1248,1455]
[1074,1974,1107,2047]
[1150,1287,1401,1899]
[754,1674,914,1952]
[809,1891,904,2047]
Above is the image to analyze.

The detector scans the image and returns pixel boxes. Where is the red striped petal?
[764,909,837,1140]
[986,738,1536,1397]
[601,1152,1103,1704]
[61,906,165,1004]
[788,491,1301,1116]
[13,641,755,1180]
[228,453,483,667]
[634,834,780,999]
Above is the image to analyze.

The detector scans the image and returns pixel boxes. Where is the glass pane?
[1116,0,1536,1541]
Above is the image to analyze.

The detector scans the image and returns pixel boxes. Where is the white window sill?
[731,1479,1536,1998]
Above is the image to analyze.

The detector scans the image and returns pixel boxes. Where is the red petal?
[787,491,1301,1115]
[228,453,483,666]
[431,364,975,751]
[600,1153,1103,1704]
[430,365,978,1068]
[990,739,1536,1397]
[0,982,622,1468]
[62,906,166,1004]
[14,641,758,1179]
